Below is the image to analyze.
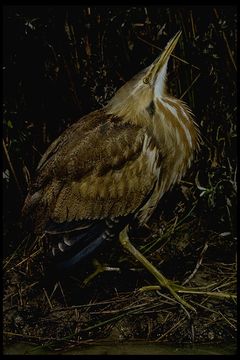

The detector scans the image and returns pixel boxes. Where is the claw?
[63,236,73,246]
[106,220,114,228]
[58,242,67,252]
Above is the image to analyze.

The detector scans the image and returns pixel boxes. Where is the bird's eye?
[143,77,149,84]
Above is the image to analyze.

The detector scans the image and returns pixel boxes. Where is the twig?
[156,318,186,341]
[190,299,220,315]
[156,289,185,307]
[180,73,201,100]
[211,279,236,291]
[219,311,237,331]
[3,331,80,344]
[190,11,196,39]
[50,295,131,312]
[50,282,59,299]
[32,144,42,157]
[213,8,237,71]
[43,288,53,309]
[191,300,237,331]
[3,235,30,270]
[3,139,23,197]
[3,281,39,301]
[89,302,149,315]
[182,242,208,285]
[6,249,41,273]
[58,281,68,307]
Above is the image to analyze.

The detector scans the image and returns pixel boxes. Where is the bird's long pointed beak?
[144,31,182,84]
[158,31,182,67]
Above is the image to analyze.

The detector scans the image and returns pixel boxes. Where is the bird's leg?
[82,259,121,287]
[119,226,196,312]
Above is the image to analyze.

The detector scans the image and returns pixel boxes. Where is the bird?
[22,31,200,310]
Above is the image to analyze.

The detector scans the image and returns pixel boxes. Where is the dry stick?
[43,288,53,309]
[81,300,167,334]
[190,11,196,38]
[58,281,68,307]
[191,300,237,331]
[155,289,188,309]
[3,331,82,344]
[182,242,209,285]
[50,296,133,312]
[219,311,237,331]
[180,73,201,100]
[212,279,236,291]
[3,281,39,301]
[50,282,60,299]
[32,144,42,156]
[3,139,23,197]
[6,249,41,273]
[3,235,29,270]
[213,8,237,71]
[62,57,81,109]
[221,33,237,71]
[89,301,152,315]
[156,318,186,341]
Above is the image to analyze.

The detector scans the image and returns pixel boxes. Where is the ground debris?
[3,216,237,350]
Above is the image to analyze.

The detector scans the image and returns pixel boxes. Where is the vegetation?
[3,5,237,352]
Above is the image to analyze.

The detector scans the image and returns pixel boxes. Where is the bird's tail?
[44,217,131,277]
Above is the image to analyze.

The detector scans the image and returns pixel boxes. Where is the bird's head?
[106,31,182,124]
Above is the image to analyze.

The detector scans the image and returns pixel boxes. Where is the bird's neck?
[151,96,200,192]
[106,84,155,127]
[153,96,200,153]
[107,93,200,182]
[106,93,200,154]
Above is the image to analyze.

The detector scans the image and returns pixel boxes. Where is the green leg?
[119,226,196,312]
[82,259,121,287]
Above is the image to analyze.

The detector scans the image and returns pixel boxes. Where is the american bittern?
[22,32,201,310]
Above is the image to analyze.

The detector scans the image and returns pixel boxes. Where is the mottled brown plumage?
[23,32,200,303]
[22,109,157,232]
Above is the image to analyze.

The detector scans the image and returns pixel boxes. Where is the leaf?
[7,120,13,129]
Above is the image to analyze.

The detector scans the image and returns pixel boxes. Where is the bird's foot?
[139,281,236,309]
[139,283,196,312]
[81,259,121,287]
[119,227,196,312]
[119,227,236,312]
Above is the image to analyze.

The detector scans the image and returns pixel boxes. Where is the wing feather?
[23,109,157,232]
